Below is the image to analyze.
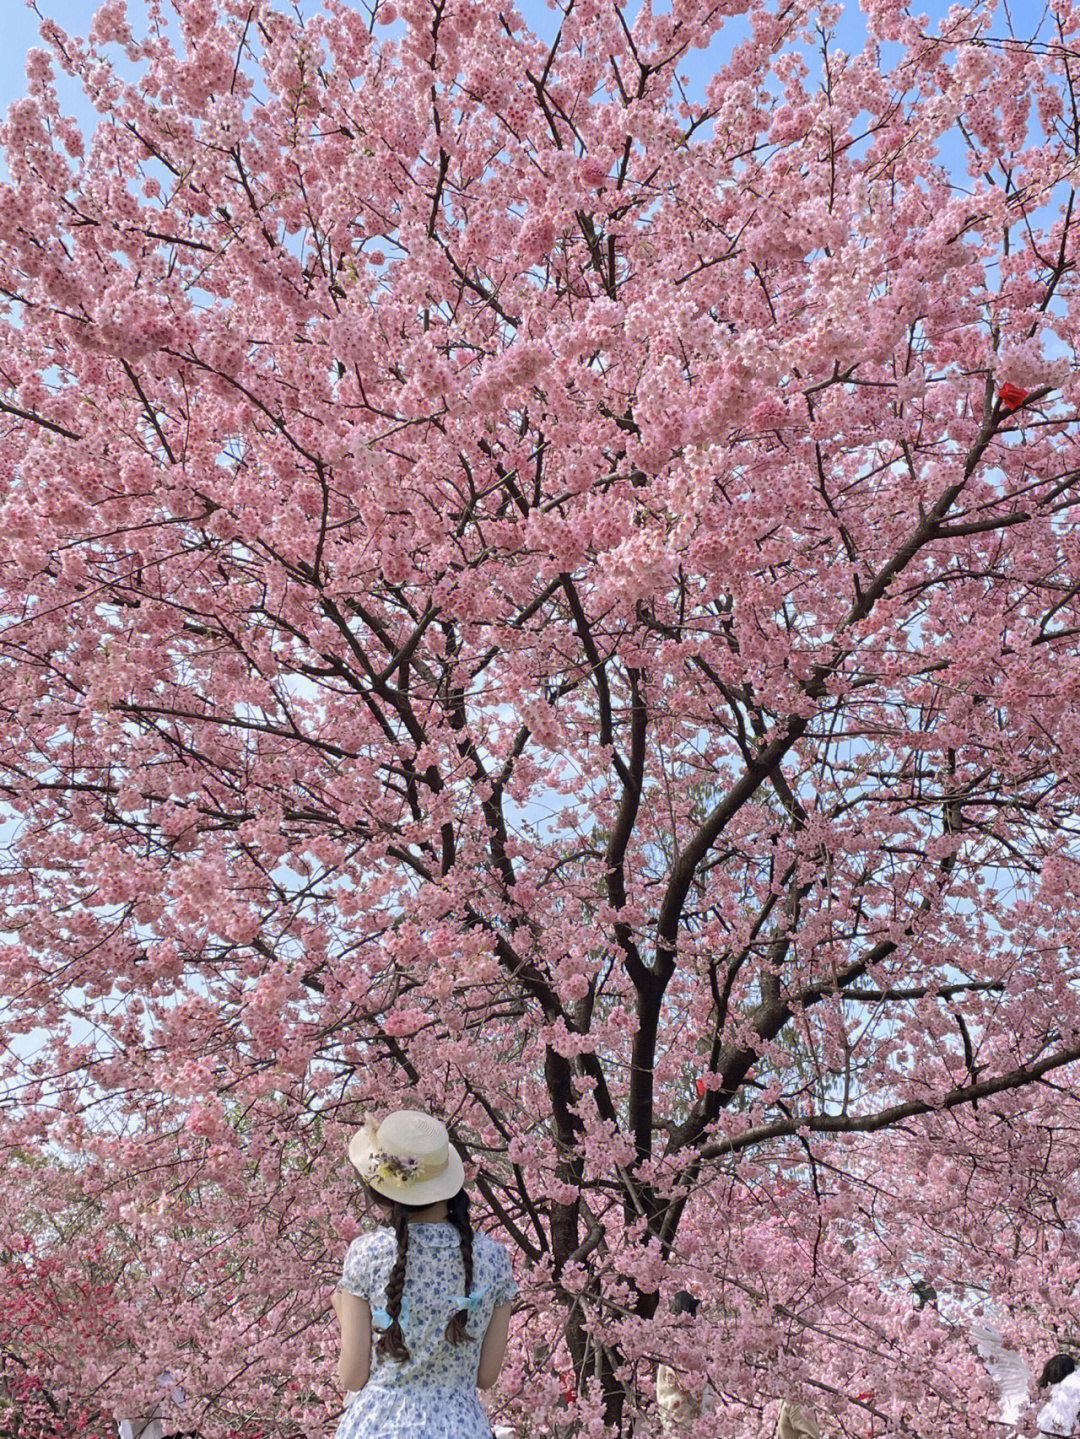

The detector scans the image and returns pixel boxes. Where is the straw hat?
[348,1110,465,1205]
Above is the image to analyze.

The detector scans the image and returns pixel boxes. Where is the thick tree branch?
[700,1041,1080,1159]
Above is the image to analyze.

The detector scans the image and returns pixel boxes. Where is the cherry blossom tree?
[2,0,1080,1434]
[0,1168,114,1439]
[0,1358,107,1439]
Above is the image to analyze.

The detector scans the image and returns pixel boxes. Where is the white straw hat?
[348,1110,465,1205]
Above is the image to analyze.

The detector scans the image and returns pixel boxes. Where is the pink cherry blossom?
[1,1,1080,1437]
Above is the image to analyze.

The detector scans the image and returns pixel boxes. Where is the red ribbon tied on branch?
[998,382,1030,413]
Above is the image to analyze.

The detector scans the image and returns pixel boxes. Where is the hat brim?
[348,1130,465,1206]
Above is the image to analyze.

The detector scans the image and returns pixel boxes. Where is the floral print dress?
[335,1220,518,1439]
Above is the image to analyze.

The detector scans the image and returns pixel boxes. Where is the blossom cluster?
[1,0,1080,1437]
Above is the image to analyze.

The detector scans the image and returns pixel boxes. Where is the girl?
[331,1110,518,1439]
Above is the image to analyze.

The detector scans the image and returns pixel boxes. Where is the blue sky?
[1,0,962,128]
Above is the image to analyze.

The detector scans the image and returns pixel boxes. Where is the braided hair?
[375,1199,411,1363]
[364,1184,475,1361]
[444,1187,474,1346]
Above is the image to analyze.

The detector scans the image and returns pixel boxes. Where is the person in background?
[115,1373,192,1439]
[774,1400,824,1439]
[1036,1354,1080,1438]
[970,1318,1080,1437]
[656,1292,715,1432]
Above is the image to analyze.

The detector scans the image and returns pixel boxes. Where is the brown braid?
[445,1187,474,1345]
[375,1202,411,1363]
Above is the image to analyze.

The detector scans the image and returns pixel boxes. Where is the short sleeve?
[338,1235,374,1299]
[490,1241,518,1306]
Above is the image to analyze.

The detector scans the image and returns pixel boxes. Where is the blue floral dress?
[335,1220,518,1439]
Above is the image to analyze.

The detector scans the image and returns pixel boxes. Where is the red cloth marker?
[998,382,1030,412]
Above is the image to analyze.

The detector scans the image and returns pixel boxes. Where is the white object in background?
[775,1401,824,1439]
[116,1372,185,1439]
[657,1364,716,1431]
[118,1420,167,1439]
[970,1322,1033,1427]
[1037,1369,1080,1438]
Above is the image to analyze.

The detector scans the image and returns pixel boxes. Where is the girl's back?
[339,1221,517,1400]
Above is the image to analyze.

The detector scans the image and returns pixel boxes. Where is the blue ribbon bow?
[372,1286,489,1333]
[371,1297,410,1329]
[449,1284,490,1318]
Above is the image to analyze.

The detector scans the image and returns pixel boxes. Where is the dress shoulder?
[339,1228,394,1298]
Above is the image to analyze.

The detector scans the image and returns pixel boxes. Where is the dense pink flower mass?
[2,0,1080,1435]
